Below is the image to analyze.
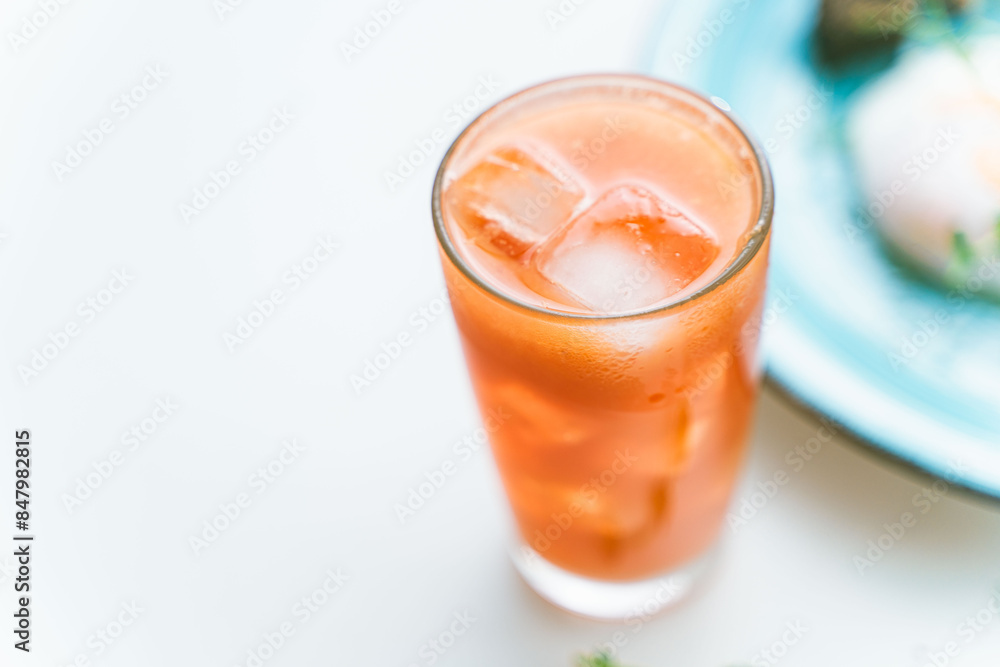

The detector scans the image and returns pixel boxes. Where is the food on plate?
[814,0,972,65]
[846,36,1000,297]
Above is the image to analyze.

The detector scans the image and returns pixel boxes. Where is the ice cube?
[530,185,719,313]
[443,145,585,258]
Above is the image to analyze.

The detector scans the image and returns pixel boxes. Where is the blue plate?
[647,0,1000,497]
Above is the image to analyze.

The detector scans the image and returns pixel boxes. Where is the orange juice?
[432,76,772,615]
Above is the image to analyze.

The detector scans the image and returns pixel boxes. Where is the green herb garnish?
[952,230,976,267]
[576,651,624,667]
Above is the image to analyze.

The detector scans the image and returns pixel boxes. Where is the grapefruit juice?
[432,75,773,617]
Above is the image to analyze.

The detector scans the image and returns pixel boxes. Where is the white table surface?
[2,1,999,665]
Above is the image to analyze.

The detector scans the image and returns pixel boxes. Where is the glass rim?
[431,73,775,321]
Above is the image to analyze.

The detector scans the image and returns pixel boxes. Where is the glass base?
[510,542,714,621]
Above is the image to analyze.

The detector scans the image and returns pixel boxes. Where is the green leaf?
[952,230,976,267]
[576,650,623,667]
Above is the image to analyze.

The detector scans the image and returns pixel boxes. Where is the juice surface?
[438,79,769,580]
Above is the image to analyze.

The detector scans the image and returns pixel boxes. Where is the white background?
[1,0,999,665]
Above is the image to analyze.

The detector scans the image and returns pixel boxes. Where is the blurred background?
[1,0,999,665]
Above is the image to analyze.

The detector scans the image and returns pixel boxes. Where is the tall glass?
[432,75,773,619]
